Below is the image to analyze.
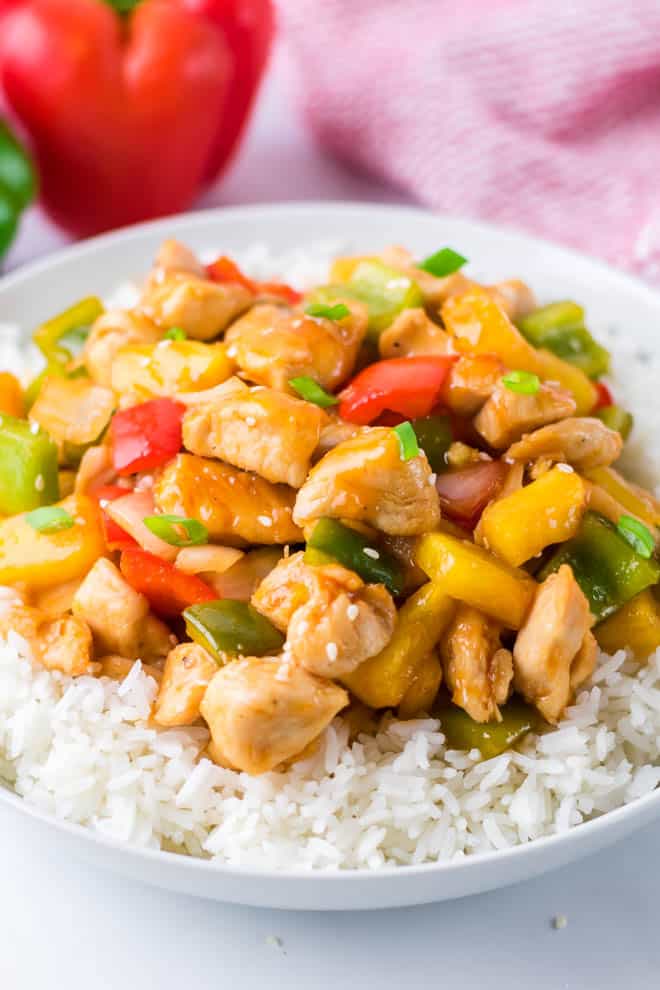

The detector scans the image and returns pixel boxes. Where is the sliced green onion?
[617,515,655,559]
[393,421,419,461]
[143,514,208,547]
[288,375,338,408]
[25,506,74,533]
[164,327,187,341]
[305,302,350,321]
[501,369,541,395]
[418,247,467,278]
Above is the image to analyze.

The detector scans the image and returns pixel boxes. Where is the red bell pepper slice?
[88,484,139,551]
[594,381,614,410]
[434,460,507,529]
[120,548,216,618]
[338,356,457,425]
[0,0,273,237]
[206,255,302,305]
[111,398,184,477]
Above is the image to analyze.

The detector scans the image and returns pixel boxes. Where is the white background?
[2,45,659,989]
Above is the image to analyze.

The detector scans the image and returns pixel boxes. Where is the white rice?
[1,240,660,870]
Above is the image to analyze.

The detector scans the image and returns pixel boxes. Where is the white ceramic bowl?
[1,202,660,911]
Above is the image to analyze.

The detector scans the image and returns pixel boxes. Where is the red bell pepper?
[338,356,457,425]
[207,254,302,305]
[0,0,274,237]
[594,381,614,410]
[89,484,139,552]
[434,460,507,529]
[111,398,184,477]
[120,548,216,617]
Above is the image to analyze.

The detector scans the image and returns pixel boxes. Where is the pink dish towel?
[282,0,660,282]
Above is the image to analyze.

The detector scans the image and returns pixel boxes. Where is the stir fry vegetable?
[0,414,59,514]
[111,398,184,475]
[440,699,540,759]
[517,301,610,379]
[338,355,456,424]
[306,518,404,594]
[184,600,285,661]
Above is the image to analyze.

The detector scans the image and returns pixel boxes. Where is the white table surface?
[2,44,659,990]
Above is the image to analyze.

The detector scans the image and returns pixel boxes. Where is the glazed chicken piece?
[152,642,218,727]
[72,558,172,660]
[294,427,441,535]
[378,308,453,358]
[83,309,161,387]
[155,453,302,545]
[487,279,538,321]
[182,377,324,488]
[440,605,513,723]
[224,300,367,392]
[0,601,98,676]
[252,552,396,678]
[474,381,577,449]
[314,415,364,460]
[443,354,506,417]
[139,272,252,341]
[151,239,205,280]
[506,417,623,471]
[200,656,349,774]
[513,564,596,723]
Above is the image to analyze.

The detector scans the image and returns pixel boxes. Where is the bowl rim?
[2,199,660,883]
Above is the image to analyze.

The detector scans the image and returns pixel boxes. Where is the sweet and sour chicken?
[0,238,658,775]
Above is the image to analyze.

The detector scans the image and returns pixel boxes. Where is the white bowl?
[1,202,659,911]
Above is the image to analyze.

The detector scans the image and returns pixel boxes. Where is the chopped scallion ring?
[143,514,208,547]
[502,369,541,395]
[305,302,350,321]
[393,421,419,461]
[418,247,467,278]
[163,327,186,341]
[617,515,655,559]
[25,506,75,533]
[289,376,339,408]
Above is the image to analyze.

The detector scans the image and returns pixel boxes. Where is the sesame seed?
[556,462,574,473]
[226,346,238,358]
[429,473,437,485]
[275,663,291,682]
[99,499,110,509]
[34,474,44,492]
[139,356,151,367]
[245,416,257,427]
[347,604,359,621]
[283,544,290,558]
[326,642,338,662]
[552,914,568,930]
[258,515,273,527]
[29,422,40,435]
[363,547,380,560]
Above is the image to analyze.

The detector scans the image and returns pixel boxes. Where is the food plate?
[1,202,660,911]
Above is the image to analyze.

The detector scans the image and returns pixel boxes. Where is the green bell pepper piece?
[33,296,104,366]
[0,414,60,515]
[310,260,424,339]
[0,119,36,260]
[538,510,660,621]
[183,600,284,662]
[595,404,634,441]
[440,699,540,759]
[305,517,404,594]
[517,301,610,379]
[410,414,453,473]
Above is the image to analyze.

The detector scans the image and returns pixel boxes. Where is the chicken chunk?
[182,378,323,488]
[152,642,218,727]
[72,558,172,660]
[378,308,453,358]
[513,564,595,723]
[487,279,537,321]
[224,300,367,392]
[200,656,349,774]
[506,417,624,471]
[474,381,576,449]
[83,309,161,386]
[294,427,441,535]
[151,239,205,280]
[314,415,364,460]
[139,272,252,341]
[252,552,396,677]
[155,453,302,545]
[0,603,98,676]
[443,354,506,417]
[440,605,513,723]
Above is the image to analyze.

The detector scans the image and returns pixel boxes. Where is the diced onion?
[105,491,178,561]
[176,545,244,575]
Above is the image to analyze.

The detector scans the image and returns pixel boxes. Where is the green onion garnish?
[502,370,541,395]
[289,376,339,408]
[393,421,419,461]
[305,302,350,321]
[143,514,208,547]
[418,247,467,278]
[617,515,655,559]
[25,506,75,533]
[164,327,187,341]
